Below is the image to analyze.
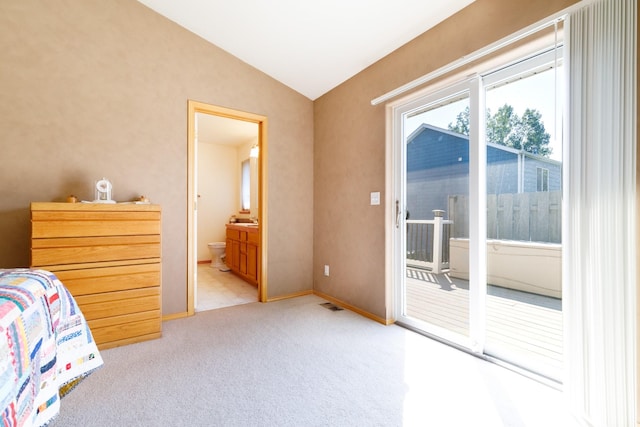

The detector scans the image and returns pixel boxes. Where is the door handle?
[395,200,401,228]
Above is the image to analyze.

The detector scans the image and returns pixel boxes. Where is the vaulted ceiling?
[137,0,475,100]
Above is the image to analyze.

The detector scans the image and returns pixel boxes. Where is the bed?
[0,269,103,427]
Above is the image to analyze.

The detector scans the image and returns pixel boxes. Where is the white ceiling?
[137,0,475,100]
[197,113,258,146]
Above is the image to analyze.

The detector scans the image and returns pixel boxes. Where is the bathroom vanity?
[225,223,259,285]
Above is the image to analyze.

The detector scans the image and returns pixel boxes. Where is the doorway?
[187,100,268,315]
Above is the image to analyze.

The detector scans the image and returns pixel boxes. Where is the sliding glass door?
[392,47,564,381]
[394,79,483,352]
[482,50,564,380]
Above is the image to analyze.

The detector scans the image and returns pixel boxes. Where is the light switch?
[370,192,380,205]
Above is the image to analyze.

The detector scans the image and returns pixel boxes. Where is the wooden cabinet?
[225,224,259,285]
[30,202,162,350]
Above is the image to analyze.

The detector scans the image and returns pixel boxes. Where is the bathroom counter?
[225,223,259,285]
[225,223,259,232]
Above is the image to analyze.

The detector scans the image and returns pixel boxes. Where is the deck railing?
[406,213,453,273]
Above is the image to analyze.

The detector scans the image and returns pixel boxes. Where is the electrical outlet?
[324,265,330,276]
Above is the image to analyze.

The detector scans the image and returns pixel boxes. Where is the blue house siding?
[486,145,519,195]
[407,127,468,220]
[522,155,562,192]
[406,124,561,221]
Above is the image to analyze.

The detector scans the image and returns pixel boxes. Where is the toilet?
[207,242,229,271]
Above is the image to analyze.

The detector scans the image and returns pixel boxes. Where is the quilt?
[0,269,103,427]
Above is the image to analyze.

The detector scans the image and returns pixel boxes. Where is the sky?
[404,67,564,161]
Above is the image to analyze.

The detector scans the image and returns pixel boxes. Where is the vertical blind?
[564,0,637,425]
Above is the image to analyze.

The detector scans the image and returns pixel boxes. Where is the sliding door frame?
[386,76,486,354]
[386,43,566,380]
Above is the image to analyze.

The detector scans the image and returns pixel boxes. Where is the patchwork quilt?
[0,269,103,427]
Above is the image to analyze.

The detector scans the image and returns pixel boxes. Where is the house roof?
[408,123,562,166]
[136,0,476,100]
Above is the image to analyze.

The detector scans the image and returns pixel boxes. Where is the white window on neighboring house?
[537,167,549,192]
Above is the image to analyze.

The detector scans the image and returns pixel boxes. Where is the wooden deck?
[405,267,563,378]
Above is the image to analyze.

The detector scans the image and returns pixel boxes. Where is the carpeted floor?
[50,295,578,426]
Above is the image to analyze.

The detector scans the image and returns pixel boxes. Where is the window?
[536,167,549,192]
[241,159,250,211]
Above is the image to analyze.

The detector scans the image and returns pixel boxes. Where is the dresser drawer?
[31,235,161,267]
[31,215,160,238]
[74,287,161,321]
[88,311,161,350]
[30,204,161,238]
[53,262,160,296]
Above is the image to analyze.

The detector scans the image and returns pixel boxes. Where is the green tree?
[487,104,519,147]
[516,108,551,156]
[448,106,470,136]
[448,104,552,157]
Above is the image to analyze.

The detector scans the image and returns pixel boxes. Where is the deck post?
[432,210,445,273]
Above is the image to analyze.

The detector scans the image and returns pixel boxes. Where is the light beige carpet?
[51,294,578,426]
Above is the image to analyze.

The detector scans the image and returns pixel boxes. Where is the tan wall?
[0,0,314,315]
[313,0,580,319]
[196,143,237,261]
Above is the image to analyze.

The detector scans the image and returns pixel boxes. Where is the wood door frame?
[187,100,268,315]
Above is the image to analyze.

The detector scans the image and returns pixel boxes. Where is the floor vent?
[320,302,344,311]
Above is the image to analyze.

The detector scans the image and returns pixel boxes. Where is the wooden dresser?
[30,202,162,349]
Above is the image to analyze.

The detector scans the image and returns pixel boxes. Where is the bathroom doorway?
[187,101,268,315]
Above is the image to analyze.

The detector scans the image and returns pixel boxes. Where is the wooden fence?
[448,191,562,243]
